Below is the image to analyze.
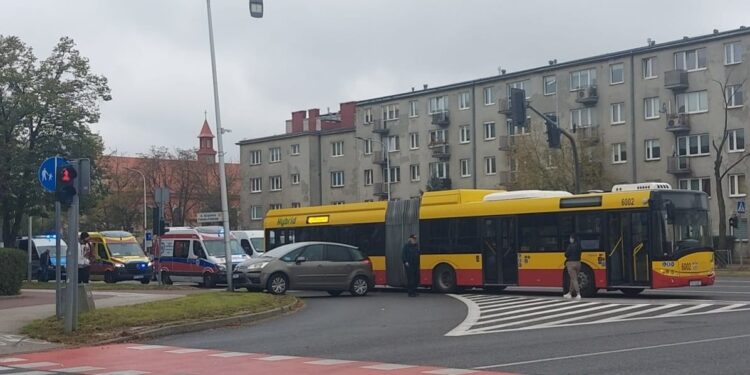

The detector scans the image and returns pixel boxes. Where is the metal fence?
[715,249,733,268]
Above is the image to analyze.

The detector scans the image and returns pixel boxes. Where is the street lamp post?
[356,136,390,201]
[205,0,263,291]
[125,168,147,236]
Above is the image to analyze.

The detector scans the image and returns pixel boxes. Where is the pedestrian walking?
[402,234,420,297]
[563,233,582,299]
[78,232,93,284]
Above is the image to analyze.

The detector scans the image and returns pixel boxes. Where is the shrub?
[0,248,27,295]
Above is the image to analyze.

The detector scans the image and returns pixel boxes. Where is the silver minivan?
[235,242,373,296]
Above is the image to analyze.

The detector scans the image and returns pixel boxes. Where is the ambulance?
[88,231,153,284]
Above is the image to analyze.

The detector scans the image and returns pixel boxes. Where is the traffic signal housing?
[729,216,739,228]
[509,88,527,128]
[55,165,78,204]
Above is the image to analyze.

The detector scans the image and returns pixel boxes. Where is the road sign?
[38,157,68,193]
[738,200,746,214]
[154,187,170,206]
[145,231,153,241]
[197,212,223,223]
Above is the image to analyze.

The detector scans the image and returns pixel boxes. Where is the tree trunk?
[715,165,727,250]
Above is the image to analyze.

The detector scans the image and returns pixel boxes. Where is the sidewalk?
[0,289,187,355]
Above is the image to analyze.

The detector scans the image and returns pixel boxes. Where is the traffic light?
[159,220,168,235]
[546,124,562,149]
[729,216,739,228]
[510,88,527,127]
[55,165,77,204]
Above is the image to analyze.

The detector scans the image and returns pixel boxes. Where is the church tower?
[197,119,217,164]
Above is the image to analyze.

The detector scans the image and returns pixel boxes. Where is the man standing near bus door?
[564,234,582,300]
[402,234,420,297]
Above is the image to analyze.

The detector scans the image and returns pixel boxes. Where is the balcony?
[431,110,450,127]
[499,171,517,185]
[373,150,388,165]
[574,85,599,106]
[431,144,450,159]
[428,177,452,190]
[373,182,388,197]
[667,156,691,175]
[371,119,389,134]
[574,125,600,144]
[498,98,512,116]
[498,135,515,151]
[666,113,690,133]
[665,70,689,91]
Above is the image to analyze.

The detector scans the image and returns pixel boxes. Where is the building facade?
[239,27,750,237]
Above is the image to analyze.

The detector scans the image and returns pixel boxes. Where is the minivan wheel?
[202,273,216,288]
[350,276,370,297]
[267,273,288,295]
[104,271,116,284]
[327,290,343,297]
[161,271,173,285]
[140,278,151,285]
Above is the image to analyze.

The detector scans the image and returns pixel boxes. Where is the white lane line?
[13,362,58,369]
[126,345,167,350]
[0,366,11,371]
[305,359,355,365]
[480,300,576,320]
[165,349,208,354]
[657,303,712,317]
[711,303,747,312]
[465,295,517,302]
[527,304,643,328]
[209,352,254,358]
[651,290,750,295]
[475,302,601,327]
[475,297,529,307]
[256,355,299,361]
[0,358,26,363]
[596,304,681,322]
[474,303,616,331]
[9,372,54,375]
[57,366,105,373]
[362,363,416,370]
[95,371,150,375]
[422,369,478,374]
[446,294,482,336]
[481,299,564,314]
[472,333,750,369]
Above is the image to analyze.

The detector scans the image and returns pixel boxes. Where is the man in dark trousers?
[564,233,582,299]
[402,234,420,297]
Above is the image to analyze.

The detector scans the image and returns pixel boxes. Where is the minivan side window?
[240,239,252,253]
[173,240,190,258]
[301,245,324,261]
[281,248,304,262]
[325,245,353,262]
[193,241,206,258]
[349,249,366,261]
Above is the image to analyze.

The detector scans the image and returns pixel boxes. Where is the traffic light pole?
[526,105,582,194]
[55,201,62,320]
[63,160,80,333]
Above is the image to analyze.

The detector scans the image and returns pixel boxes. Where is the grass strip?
[21,292,297,345]
[22,281,197,291]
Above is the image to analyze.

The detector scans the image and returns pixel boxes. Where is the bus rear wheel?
[433,265,457,293]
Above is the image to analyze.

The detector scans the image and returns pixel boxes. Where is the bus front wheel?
[433,264,457,293]
[563,265,597,298]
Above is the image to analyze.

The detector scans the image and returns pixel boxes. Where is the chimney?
[339,102,356,128]
[308,108,320,132]
[713,29,719,34]
[423,84,428,90]
[291,110,306,134]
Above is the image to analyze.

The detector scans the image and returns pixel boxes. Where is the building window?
[459,91,471,110]
[410,164,420,182]
[269,147,281,163]
[543,75,557,95]
[331,141,344,157]
[331,171,344,188]
[362,138,372,155]
[460,158,471,177]
[727,85,744,108]
[385,166,401,184]
[387,135,400,152]
[270,176,282,191]
[612,143,627,164]
[676,91,708,114]
[678,178,711,197]
[291,144,300,155]
[483,87,493,106]
[291,173,300,185]
[364,108,373,124]
[674,48,707,71]
[250,177,262,193]
[507,118,530,136]
[484,156,497,175]
[645,139,661,161]
[459,125,471,144]
[409,132,419,150]
[269,203,282,210]
[569,68,596,91]
[429,129,447,145]
[291,202,301,208]
[729,129,745,153]
[428,96,448,114]
[677,134,710,157]
[570,107,593,128]
[730,174,746,197]
[249,150,262,165]
[642,57,657,79]
[430,162,448,179]
[383,104,399,121]
[725,42,743,65]
[364,169,373,186]
[409,100,418,117]
[610,63,624,85]
[508,80,530,98]
[644,97,660,119]
[483,122,496,140]
[250,206,263,220]
[610,102,625,124]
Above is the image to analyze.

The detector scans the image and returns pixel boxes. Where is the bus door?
[482,217,517,285]
[607,211,650,286]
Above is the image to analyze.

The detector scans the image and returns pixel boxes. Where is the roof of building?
[198,120,214,138]
[236,127,355,146]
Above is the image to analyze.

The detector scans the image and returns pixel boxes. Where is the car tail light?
[362,258,372,268]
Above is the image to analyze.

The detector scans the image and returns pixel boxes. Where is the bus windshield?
[203,240,245,257]
[108,242,145,257]
[662,209,711,258]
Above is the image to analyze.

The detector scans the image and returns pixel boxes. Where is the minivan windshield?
[108,242,145,257]
[204,240,245,257]
[250,238,265,252]
[262,243,300,258]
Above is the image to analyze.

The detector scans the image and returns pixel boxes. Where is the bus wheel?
[620,288,644,297]
[161,271,173,285]
[578,266,597,298]
[202,273,216,288]
[433,265,457,293]
[104,271,116,284]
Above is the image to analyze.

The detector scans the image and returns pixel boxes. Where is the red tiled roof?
[198,120,214,138]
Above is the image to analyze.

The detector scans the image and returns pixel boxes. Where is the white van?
[16,236,68,281]
[232,230,265,257]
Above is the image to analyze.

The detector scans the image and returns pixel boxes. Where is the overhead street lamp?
[205,0,263,291]
[356,136,390,201]
[125,167,147,237]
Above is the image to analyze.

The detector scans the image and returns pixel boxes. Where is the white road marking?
[165,349,208,354]
[126,345,167,350]
[95,371,150,375]
[476,302,602,327]
[362,363,416,370]
[0,358,26,363]
[0,366,11,371]
[209,352,254,357]
[12,362,58,369]
[445,294,481,337]
[711,303,747,312]
[422,369,478,374]
[480,300,575,319]
[57,366,105,373]
[596,304,680,322]
[472,333,750,369]
[657,303,712,317]
[474,303,616,331]
[527,304,643,328]
[256,355,299,361]
[305,359,355,365]
[482,299,563,314]
[9,371,54,375]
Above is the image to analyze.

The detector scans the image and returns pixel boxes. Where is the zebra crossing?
[446,294,750,336]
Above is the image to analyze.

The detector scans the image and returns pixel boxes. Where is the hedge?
[0,248,26,295]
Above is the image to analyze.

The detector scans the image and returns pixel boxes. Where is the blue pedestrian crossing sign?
[38,156,69,193]
[738,200,746,214]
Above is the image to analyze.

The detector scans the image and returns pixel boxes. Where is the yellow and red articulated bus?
[264,184,714,297]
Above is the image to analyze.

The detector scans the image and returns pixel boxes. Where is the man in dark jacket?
[564,234,582,299]
[402,234,420,297]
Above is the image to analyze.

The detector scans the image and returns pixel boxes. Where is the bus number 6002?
[621,198,635,206]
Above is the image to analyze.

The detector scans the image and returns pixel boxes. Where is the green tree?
[0,36,110,245]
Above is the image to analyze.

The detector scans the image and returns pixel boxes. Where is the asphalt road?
[150,277,750,375]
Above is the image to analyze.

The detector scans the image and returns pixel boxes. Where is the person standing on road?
[563,234,582,300]
[402,234,420,297]
[78,232,93,284]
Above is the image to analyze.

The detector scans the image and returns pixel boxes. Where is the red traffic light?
[58,166,77,184]
[61,168,72,183]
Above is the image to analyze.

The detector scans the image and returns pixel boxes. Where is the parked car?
[235,241,373,296]
[231,230,265,257]
[16,235,68,281]
[88,231,153,284]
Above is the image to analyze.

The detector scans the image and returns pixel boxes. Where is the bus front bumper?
[652,271,715,289]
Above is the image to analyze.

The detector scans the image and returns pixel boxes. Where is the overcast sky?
[3,0,749,161]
